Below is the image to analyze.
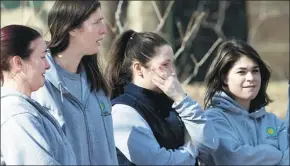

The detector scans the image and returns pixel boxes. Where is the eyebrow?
[161,59,171,63]
[95,17,103,22]
[237,66,259,70]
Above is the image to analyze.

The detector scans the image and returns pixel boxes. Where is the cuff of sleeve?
[172,94,190,108]
[172,95,198,112]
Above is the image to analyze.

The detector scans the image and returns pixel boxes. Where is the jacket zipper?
[63,91,92,164]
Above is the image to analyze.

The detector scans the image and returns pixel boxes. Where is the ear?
[222,74,228,86]
[69,28,80,37]
[11,56,23,72]
[132,61,143,77]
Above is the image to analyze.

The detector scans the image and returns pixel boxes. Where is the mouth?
[96,38,103,45]
[243,85,256,88]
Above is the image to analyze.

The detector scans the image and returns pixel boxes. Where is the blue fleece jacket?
[31,52,118,165]
[1,87,76,165]
[202,92,289,165]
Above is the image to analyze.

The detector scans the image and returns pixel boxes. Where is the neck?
[132,79,160,92]
[235,98,250,111]
[2,76,31,97]
[54,44,84,73]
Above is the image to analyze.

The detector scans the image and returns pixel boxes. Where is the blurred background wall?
[1,0,289,118]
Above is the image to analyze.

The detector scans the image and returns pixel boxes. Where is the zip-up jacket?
[31,52,118,165]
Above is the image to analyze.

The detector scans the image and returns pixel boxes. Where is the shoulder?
[112,104,150,129]
[1,96,41,126]
[204,107,228,120]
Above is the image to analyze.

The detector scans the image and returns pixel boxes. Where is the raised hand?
[150,65,186,103]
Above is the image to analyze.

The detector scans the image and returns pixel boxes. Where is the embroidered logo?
[266,127,277,137]
[99,101,111,116]
[100,102,105,111]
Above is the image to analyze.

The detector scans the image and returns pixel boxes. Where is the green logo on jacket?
[100,102,105,111]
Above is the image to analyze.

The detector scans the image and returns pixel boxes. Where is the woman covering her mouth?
[201,39,289,165]
[105,30,219,165]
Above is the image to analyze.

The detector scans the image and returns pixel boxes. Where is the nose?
[246,72,254,81]
[44,59,50,70]
[100,21,108,35]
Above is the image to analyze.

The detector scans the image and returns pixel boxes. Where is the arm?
[112,104,198,165]
[150,67,219,154]
[274,116,289,165]
[172,96,219,155]
[204,111,283,165]
[1,112,60,165]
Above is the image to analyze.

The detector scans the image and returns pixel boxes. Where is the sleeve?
[112,104,198,165]
[204,110,283,165]
[275,116,289,165]
[1,112,60,165]
[172,96,219,155]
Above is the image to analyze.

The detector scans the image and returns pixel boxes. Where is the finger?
[151,68,167,80]
[151,76,164,89]
[151,74,165,85]
[158,65,176,77]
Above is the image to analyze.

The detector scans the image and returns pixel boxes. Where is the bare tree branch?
[185,11,197,34]
[155,1,175,32]
[199,37,223,65]
[151,1,162,22]
[174,12,206,60]
[182,37,223,84]
[176,20,184,39]
[214,1,228,39]
[115,0,124,34]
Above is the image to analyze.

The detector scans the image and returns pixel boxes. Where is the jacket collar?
[123,82,174,118]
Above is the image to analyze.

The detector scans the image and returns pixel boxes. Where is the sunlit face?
[142,45,175,91]
[225,55,261,106]
[73,7,107,55]
[21,37,50,92]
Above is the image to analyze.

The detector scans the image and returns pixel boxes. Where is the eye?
[162,63,168,67]
[95,19,103,24]
[252,69,260,73]
[237,71,245,74]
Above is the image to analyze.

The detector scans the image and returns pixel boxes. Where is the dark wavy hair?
[204,39,272,112]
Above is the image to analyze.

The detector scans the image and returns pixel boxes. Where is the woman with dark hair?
[31,0,118,165]
[202,39,289,165]
[105,29,219,165]
[1,25,76,165]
